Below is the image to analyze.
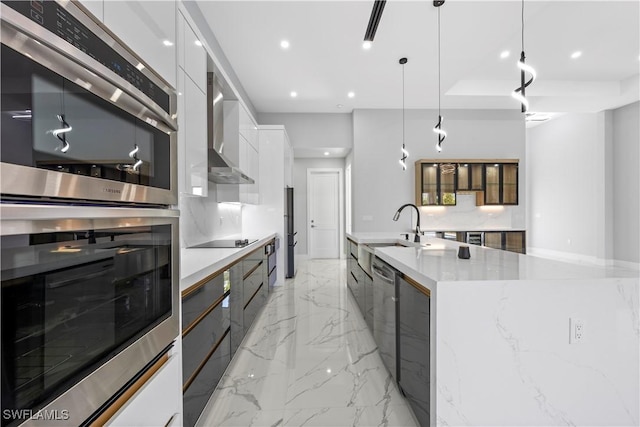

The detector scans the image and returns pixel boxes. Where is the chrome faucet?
[393,203,421,243]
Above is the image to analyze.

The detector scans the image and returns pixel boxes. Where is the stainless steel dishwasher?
[371,256,399,380]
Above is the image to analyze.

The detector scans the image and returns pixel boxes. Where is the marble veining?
[197,259,418,427]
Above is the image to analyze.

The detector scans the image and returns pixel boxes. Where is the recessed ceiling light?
[347,92,355,98]
[570,51,582,59]
[324,152,330,156]
[290,91,297,98]
[162,40,174,47]
[337,104,344,108]
[500,50,510,59]
[280,40,290,49]
[194,40,203,47]
[362,41,372,50]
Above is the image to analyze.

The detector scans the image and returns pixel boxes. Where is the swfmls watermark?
[2,409,70,422]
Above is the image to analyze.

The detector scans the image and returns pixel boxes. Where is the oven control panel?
[2,0,170,113]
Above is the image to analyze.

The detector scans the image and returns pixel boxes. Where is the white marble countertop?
[347,232,638,289]
[180,233,277,292]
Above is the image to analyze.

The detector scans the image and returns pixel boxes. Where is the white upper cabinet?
[218,101,259,204]
[103,1,177,88]
[177,10,208,198]
[180,69,208,197]
[239,104,259,151]
[183,19,207,93]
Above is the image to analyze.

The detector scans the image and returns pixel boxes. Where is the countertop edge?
[180,233,277,292]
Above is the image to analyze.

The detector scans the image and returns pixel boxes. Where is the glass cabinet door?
[457,164,470,191]
[502,164,518,205]
[470,164,484,190]
[439,167,456,205]
[420,164,439,205]
[484,164,501,204]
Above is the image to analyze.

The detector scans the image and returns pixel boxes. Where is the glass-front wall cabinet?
[457,163,484,191]
[418,163,456,206]
[416,159,518,207]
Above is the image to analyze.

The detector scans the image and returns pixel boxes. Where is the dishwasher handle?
[372,264,395,284]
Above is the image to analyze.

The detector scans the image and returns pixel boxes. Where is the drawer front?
[182,296,230,383]
[243,283,266,334]
[268,266,277,287]
[183,332,231,427]
[243,262,264,307]
[182,273,225,330]
[242,250,263,276]
[267,251,276,271]
[348,240,358,258]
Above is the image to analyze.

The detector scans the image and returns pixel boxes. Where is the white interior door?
[308,170,341,259]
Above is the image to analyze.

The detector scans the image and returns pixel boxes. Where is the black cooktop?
[191,239,258,248]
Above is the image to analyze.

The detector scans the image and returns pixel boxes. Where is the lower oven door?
[0,204,179,426]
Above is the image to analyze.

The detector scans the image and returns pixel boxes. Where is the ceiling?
[198,0,639,117]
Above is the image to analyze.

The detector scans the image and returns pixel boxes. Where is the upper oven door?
[0,1,177,206]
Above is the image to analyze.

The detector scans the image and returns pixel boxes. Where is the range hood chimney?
[207,72,255,184]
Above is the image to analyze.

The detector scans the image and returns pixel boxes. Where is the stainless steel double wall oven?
[1,1,179,425]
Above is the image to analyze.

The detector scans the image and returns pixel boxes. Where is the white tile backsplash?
[179,189,242,248]
[419,193,516,230]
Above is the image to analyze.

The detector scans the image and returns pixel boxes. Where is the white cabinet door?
[103,1,177,87]
[184,74,208,197]
[106,350,183,427]
[246,144,259,205]
[239,135,249,204]
[239,104,258,151]
[77,0,103,22]
[183,19,207,93]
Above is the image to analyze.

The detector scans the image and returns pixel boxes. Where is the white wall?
[351,109,526,233]
[525,107,640,268]
[258,113,352,153]
[612,102,640,266]
[527,113,607,262]
[293,158,345,255]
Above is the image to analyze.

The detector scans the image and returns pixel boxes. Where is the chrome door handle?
[391,297,398,302]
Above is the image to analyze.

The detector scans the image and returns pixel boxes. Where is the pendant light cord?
[521,0,525,52]
[402,62,405,145]
[437,6,441,117]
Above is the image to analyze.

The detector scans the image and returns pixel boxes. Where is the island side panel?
[435,277,639,426]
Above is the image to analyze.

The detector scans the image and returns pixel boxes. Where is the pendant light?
[511,0,536,112]
[399,57,409,170]
[433,1,446,152]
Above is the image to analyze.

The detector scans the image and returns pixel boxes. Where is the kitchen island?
[347,232,639,426]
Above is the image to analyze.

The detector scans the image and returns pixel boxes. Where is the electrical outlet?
[570,318,585,344]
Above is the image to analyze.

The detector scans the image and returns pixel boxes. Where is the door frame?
[307,168,344,259]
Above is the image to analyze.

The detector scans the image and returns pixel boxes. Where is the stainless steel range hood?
[207,72,255,184]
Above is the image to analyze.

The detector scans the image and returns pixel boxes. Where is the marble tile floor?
[197,259,419,427]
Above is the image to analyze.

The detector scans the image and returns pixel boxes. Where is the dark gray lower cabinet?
[183,242,271,426]
[398,276,430,427]
[363,271,373,330]
[243,283,266,334]
[182,296,230,384]
[183,332,231,427]
[231,250,268,355]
